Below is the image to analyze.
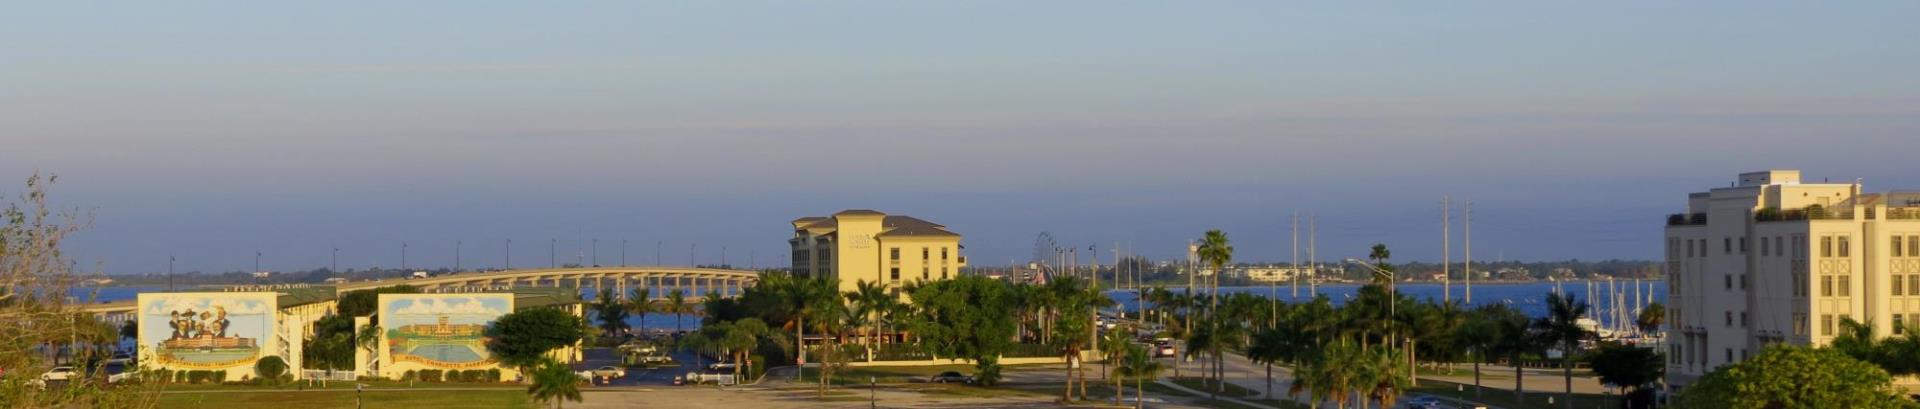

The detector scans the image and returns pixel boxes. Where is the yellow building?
[1665,169,1920,392]
[791,210,966,293]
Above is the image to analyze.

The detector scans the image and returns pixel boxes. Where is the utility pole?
[690,243,696,267]
[331,246,339,274]
[1309,215,1318,297]
[505,239,512,269]
[1465,201,1473,304]
[401,241,408,270]
[592,238,599,267]
[455,241,462,271]
[656,241,662,266]
[550,238,557,268]
[1443,195,1452,304]
[168,255,176,291]
[622,239,628,267]
[254,251,261,274]
[1291,212,1299,299]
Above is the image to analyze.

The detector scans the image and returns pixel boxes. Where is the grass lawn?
[158,380,522,391]
[1411,378,1614,409]
[909,383,1056,399]
[157,389,529,409]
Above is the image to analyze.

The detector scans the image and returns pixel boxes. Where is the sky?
[4,2,1919,274]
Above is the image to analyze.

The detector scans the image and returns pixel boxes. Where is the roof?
[834,209,886,217]
[276,286,339,308]
[875,224,960,238]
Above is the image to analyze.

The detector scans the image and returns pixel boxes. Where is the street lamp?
[1344,258,1398,342]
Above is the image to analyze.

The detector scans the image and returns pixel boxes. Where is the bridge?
[82,266,763,323]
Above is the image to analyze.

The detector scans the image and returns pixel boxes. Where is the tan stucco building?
[1665,169,1920,392]
[790,210,966,294]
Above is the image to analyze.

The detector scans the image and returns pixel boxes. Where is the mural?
[138,292,277,370]
[379,294,512,370]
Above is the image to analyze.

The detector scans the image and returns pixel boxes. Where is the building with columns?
[790,210,966,294]
[1665,169,1920,392]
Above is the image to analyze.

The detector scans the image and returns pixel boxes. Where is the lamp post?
[401,241,408,270]
[592,238,599,267]
[622,239,628,267]
[455,240,462,271]
[505,239,512,269]
[1345,258,1398,341]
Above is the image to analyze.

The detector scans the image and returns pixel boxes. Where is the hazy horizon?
[5,2,1919,274]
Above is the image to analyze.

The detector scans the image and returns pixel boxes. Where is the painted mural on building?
[379,294,512,372]
[138,292,277,370]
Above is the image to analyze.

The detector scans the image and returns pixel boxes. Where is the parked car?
[707,361,738,371]
[589,366,627,379]
[637,354,674,364]
[928,371,974,384]
[41,366,77,382]
[1402,396,1444,409]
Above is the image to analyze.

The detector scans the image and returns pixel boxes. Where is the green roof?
[508,287,582,310]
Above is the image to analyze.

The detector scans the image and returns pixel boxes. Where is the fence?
[301,369,358,381]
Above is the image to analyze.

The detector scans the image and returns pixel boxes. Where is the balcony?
[1756,205,1853,222]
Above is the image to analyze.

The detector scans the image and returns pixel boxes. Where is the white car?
[707,361,738,371]
[41,366,77,382]
[588,366,627,378]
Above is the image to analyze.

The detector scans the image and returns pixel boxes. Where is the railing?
[1668,213,1707,226]
[1757,206,1855,222]
[301,369,357,381]
[1890,208,1920,220]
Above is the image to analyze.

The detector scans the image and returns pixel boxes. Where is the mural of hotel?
[377,294,513,378]
[137,292,279,382]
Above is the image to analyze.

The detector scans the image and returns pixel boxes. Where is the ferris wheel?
[1032,232,1058,266]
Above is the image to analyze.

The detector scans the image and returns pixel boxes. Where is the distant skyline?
[4,2,1918,274]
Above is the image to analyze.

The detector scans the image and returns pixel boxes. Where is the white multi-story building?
[1665,169,1920,392]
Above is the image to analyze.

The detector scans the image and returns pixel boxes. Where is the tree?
[593,287,629,340]
[485,308,588,372]
[1195,229,1233,393]
[626,286,654,335]
[526,358,583,409]
[1456,303,1518,397]
[1100,327,1134,406]
[908,275,1017,386]
[1678,346,1915,409]
[1587,342,1663,409]
[844,280,890,353]
[1535,292,1592,409]
[1112,343,1166,409]
[664,288,692,333]
[1482,303,1538,402]
[253,356,288,385]
[1635,302,1665,335]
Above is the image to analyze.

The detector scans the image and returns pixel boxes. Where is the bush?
[175,371,187,384]
[213,370,227,384]
[152,369,174,384]
[420,369,443,382]
[487,368,503,383]
[186,370,210,384]
[254,356,289,384]
[401,370,416,382]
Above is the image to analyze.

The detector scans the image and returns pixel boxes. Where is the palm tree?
[1636,302,1666,335]
[1048,276,1094,402]
[1101,327,1134,405]
[1113,343,1167,409]
[1361,347,1411,409]
[1195,229,1233,391]
[1487,303,1538,402]
[665,288,691,333]
[627,286,655,336]
[594,287,630,339]
[1247,325,1288,398]
[527,358,583,409]
[1455,304,1505,397]
[1535,292,1592,409]
[846,279,890,353]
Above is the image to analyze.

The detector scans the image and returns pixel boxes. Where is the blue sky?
[4,2,1919,273]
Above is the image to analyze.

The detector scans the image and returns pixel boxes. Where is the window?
[1795,314,1808,335]
[890,267,900,280]
[1725,311,1733,326]
[921,247,929,260]
[1725,238,1733,254]
[1823,314,1835,336]
[941,248,949,260]
[1741,312,1749,327]
[1741,275,1748,290]
[1777,236,1785,257]
[1762,237,1770,256]
[1823,236,1834,258]
[1910,235,1918,257]
[890,248,900,261]
[1898,275,1906,296]
[1740,237,1748,254]
[1841,236,1851,257]
[922,265,929,280]
[1687,240,1695,257]
[1725,274,1733,289]
[1899,315,1907,335]
[1910,274,1918,296]
[1899,236,1907,258]
[1823,276,1833,297]
[1726,348,1733,363]
[1841,275,1852,295]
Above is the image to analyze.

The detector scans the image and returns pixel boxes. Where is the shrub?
[401,370,416,382]
[213,370,227,383]
[187,370,209,384]
[487,368,503,383]
[254,356,289,384]
[420,369,443,382]
[153,369,173,384]
[175,371,187,383]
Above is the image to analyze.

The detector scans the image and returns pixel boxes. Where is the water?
[1103,281,1667,320]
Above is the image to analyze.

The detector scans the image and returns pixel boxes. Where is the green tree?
[1587,342,1663,408]
[664,288,692,333]
[526,358,583,409]
[1100,327,1134,406]
[1113,343,1166,409]
[593,287,629,340]
[1482,302,1538,402]
[485,308,588,372]
[1678,346,1915,409]
[1636,302,1665,335]
[1194,229,1233,393]
[253,355,288,385]
[626,286,654,335]
[908,275,1017,386]
[1534,292,1591,409]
